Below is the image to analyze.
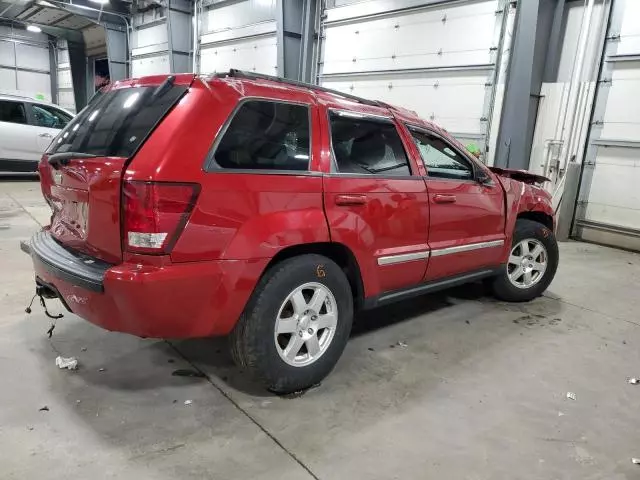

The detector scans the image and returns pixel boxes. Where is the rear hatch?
[39,75,194,263]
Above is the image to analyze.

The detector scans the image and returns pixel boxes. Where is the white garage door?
[0,25,51,101]
[318,0,507,154]
[198,0,278,76]
[574,0,640,250]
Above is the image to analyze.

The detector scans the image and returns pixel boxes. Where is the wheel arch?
[262,242,365,309]
[516,210,554,231]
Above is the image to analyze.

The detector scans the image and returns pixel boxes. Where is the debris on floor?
[184,400,193,406]
[397,341,408,348]
[171,369,206,378]
[98,368,105,372]
[632,458,640,465]
[81,347,87,352]
[55,356,78,370]
[558,412,565,416]
[39,406,49,412]
[566,392,577,400]
[628,378,639,385]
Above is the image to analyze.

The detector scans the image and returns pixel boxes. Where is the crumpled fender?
[489,166,550,185]
[496,176,555,262]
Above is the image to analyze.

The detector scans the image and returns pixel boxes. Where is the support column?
[277,0,318,81]
[68,41,87,110]
[48,36,58,104]
[493,0,539,169]
[105,25,128,81]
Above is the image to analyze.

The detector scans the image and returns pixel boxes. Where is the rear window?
[48,84,188,158]
[210,100,310,171]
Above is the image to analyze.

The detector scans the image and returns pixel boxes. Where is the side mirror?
[476,170,494,186]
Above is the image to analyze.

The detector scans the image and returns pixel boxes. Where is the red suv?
[22,70,558,393]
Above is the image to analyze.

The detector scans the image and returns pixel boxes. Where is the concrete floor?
[1,177,640,480]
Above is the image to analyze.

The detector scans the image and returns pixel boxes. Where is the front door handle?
[433,194,457,204]
[335,194,367,206]
[38,133,53,138]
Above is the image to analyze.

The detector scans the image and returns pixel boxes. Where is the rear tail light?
[123,181,200,254]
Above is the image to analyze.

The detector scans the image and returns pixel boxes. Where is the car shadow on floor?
[168,281,495,397]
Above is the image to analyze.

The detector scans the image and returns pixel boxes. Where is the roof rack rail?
[222,69,382,108]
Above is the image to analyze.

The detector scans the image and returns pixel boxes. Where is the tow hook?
[25,284,64,338]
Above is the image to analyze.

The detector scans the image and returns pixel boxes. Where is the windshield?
[47,84,188,158]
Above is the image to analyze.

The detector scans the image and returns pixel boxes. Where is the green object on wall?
[466,143,481,155]
[35,93,45,101]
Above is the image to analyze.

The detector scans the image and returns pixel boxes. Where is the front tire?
[491,219,559,302]
[230,254,353,394]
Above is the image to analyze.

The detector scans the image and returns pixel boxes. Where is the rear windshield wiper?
[48,152,99,169]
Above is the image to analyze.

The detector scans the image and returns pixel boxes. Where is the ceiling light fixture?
[26,25,42,33]
[88,0,110,4]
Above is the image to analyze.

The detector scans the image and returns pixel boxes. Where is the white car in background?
[0,95,74,173]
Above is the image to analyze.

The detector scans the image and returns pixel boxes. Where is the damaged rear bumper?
[21,230,267,338]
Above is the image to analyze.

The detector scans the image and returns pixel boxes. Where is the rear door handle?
[335,194,367,206]
[433,194,456,204]
[38,133,53,138]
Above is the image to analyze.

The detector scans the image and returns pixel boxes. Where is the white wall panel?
[17,71,51,98]
[616,0,640,56]
[58,90,76,111]
[202,0,276,34]
[600,62,640,141]
[57,69,73,89]
[134,24,168,49]
[585,147,640,229]
[574,0,640,249]
[200,35,277,75]
[0,40,15,65]
[132,54,170,77]
[322,1,497,75]
[15,43,49,71]
[323,69,489,134]
[0,67,16,91]
[320,0,501,151]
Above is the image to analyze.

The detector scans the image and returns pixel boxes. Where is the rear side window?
[212,100,310,171]
[329,112,411,176]
[0,101,27,124]
[48,84,187,157]
[31,104,72,129]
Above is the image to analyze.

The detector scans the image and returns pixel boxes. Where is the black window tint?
[329,112,411,176]
[48,85,187,157]
[0,101,27,124]
[31,104,72,129]
[214,101,310,171]
[410,130,473,180]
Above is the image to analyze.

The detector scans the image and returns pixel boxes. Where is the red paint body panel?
[323,175,430,296]
[33,253,266,337]
[422,178,505,280]
[27,73,556,339]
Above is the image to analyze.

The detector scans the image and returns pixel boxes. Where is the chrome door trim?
[377,250,430,266]
[431,239,504,257]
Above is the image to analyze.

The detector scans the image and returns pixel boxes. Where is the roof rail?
[221,69,382,108]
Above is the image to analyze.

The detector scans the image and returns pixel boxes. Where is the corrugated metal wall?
[318,0,508,159]
[131,7,170,77]
[56,39,75,112]
[0,25,51,101]
[574,0,640,251]
[198,0,278,75]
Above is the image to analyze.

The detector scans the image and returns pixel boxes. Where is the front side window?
[329,112,411,176]
[410,129,474,180]
[0,101,27,125]
[31,104,72,129]
[213,100,310,171]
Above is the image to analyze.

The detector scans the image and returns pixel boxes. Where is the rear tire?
[230,254,353,394]
[491,219,559,302]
